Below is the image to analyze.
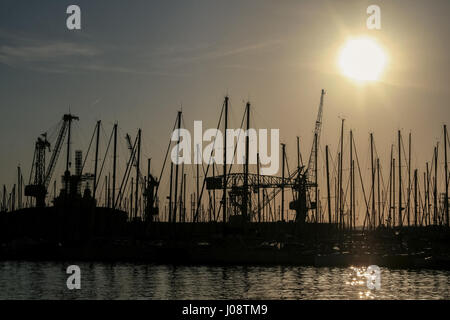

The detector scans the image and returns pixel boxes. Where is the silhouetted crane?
[25,114,79,207]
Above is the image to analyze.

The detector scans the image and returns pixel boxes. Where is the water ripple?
[0,262,448,299]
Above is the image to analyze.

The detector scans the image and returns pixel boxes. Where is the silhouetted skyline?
[1,0,449,220]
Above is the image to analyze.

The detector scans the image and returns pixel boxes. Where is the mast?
[244,101,250,220]
[398,130,402,227]
[169,162,173,222]
[135,129,141,220]
[93,120,101,198]
[326,145,332,224]
[11,185,15,211]
[349,131,353,230]
[183,172,186,222]
[196,144,200,222]
[426,162,430,225]
[17,166,21,210]
[108,173,111,207]
[315,132,318,224]
[407,132,412,227]
[351,133,356,228]
[112,123,117,209]
[389,146,393,228]
[423,171,428,225]
[414,169,418,227]
[179,163,184,222]
[257,153,261,223]
[130,177,133,219]
[147,158,151,221]
[281,143,286,222]
[223,96,228,224]
[338,119,344,229]
[377,158,381,227]
[393,157,396,227]
[335,167,338,225]
[173,112,181,223]
[370,133,375,229]
[444,125,448,227]
[64,115,75,195]
[352,159,356,228]
[213,163,216,221]
[2,185,6,212]
[434,145,438,225]
[104,175,108,207]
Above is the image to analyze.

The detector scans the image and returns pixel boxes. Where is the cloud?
[0,30,186,76]
[0,29,100,71]
[164,39,282,65]
[0,28,281,77]
[72,63,189,77]
[0,42,98,64]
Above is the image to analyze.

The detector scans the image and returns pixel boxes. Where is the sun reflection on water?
[349,266,377,299]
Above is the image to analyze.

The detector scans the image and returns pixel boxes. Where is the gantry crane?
[25,114,79,207]
[206,167,314,222]
[204,90,325,224]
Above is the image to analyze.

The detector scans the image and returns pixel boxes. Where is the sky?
[0,0,449,223]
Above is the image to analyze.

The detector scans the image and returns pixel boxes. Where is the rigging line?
[72,121,89,152]
[374,149,390,225]
[340,164,352,218]
[115,134,138,208]
[353,136,371,231]
[45,120,62,143]
[194,100,225,222]
[284,147,296,201]
[180,114,200,197]
[226,104,247,177]
[154,116,179,201]
[419,186,427,226]
[100,122,109,147]
[379,163,390,224]
[118,143,137,210]
[251,104,272,131]
[200,100,246,220]
[199,154,214,221]
[400,133,412,192]
[80,122,97,175]
[96,125,115,195]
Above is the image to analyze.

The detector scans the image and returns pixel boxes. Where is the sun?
[338,37,387,82]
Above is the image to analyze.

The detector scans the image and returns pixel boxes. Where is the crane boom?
[254,167,303,212]
[306,89,325,180]
[44,121,68,188]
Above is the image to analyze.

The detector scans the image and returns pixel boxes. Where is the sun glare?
[338,37,387,82]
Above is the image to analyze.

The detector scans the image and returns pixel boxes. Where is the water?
[0,261,449,299]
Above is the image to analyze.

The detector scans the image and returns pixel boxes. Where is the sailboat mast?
[223,96,228,224]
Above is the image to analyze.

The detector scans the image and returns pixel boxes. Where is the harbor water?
[0,261,448,299]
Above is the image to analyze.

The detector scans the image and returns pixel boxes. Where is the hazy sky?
[0,0,449,222]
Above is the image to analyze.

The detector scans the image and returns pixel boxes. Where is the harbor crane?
[205,90,325,223]
[25,114,79,207]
